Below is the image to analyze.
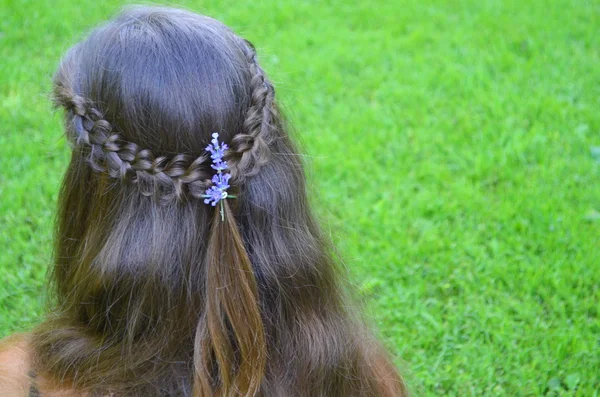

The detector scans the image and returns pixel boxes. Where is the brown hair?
[31,6,406,397]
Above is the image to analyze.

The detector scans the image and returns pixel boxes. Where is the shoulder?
[0,333,31,397]
[0,334,83,397]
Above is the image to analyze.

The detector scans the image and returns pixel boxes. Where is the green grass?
[1,0,599,395]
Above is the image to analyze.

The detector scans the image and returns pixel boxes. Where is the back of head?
[31,6,405,397]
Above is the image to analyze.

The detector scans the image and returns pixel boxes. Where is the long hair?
[31,6,406,397]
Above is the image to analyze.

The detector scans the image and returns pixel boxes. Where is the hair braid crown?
[227,40,279,185]
[54,39,282,202]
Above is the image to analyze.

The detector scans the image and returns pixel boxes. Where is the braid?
[227,39,280,184]
[53,40,280,201]
[55,85,214,205]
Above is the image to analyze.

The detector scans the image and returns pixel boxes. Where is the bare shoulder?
[0,333,31,397]
[0,335,85,397]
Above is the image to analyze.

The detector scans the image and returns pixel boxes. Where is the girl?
[0,6,406,397]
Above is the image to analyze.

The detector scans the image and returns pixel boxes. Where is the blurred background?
[1,0,598,395]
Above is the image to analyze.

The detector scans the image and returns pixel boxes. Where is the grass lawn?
[1,0,599,395]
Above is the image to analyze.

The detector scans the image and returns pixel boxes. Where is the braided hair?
[31,6,406,397]
[52,38,277,204]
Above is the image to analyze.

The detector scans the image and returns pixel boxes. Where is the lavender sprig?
[202,133,235,219]
[203,173,231,207]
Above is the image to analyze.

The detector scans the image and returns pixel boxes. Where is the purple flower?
[206,133,229,172]
[212,172,231,190]
[203,185,226,206]
[211,159,228,172]
[203,133,233,208]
